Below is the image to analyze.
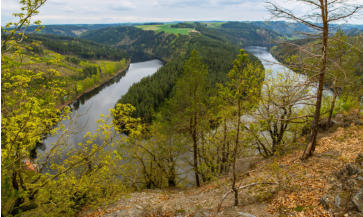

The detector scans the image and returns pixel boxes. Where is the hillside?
[2,42,129,108]
[24,24,129,37]
[80,22,280,57]
[23,21,363,40]
[82,115,363,217]
[25,34,129,60]
[81,26,191,62]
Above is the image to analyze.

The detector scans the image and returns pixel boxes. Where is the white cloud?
[1,0,362,25]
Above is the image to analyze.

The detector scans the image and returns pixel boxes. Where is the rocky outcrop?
[320,153,363,216]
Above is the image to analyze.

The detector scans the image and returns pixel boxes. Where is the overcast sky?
[1,0,362,25]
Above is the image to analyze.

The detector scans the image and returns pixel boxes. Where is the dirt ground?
[80,122,363,217]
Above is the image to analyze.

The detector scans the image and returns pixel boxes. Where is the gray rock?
[352,191,363,212]
[321,154,363,216]
[354,120,363,126]
[238,212,257,217]
[335,194,341,208]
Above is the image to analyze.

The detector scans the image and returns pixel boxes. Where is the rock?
[356,153,363,166]
[238,212,257,217]
[320,154,363,216]
[352,191,363,212]
[319,119,332,130]
[192,209,211,217]
[336,164,359,179]
[335,114,344,121]
[335,194,341,208]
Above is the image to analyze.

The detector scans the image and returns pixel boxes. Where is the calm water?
[246,46,332,96]
[41,59,163,153]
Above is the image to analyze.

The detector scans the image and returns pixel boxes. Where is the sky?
[1,0,363,25]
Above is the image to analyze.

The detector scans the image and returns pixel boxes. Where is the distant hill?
[25,33,129,60]
[24,24,133,37]
[23,21,362,39]
[80,22,282,61]
[250,21,363,38]
[80,26,192,62]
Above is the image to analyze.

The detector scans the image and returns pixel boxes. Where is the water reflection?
[41,60,163,153]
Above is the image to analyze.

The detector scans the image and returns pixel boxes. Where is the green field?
[136,24,195,35]
[205,22,226,28]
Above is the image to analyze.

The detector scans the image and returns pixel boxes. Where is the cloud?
[1,0,362,25]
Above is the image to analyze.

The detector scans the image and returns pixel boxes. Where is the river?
[246,46,332,96]
[41,47,317,154]
[39,46,324,184]
[40,59,163,153]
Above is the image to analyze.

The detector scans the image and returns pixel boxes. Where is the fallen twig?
[217,182,278,213]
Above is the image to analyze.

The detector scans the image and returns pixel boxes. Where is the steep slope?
[81,26,192,62]
[2,42,129,109]
[82,115,363,217]
[201,22,280,46]
[26,34,129,60]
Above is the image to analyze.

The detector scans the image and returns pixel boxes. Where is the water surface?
[42,59,163,152]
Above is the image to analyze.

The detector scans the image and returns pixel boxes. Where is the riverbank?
[43,59,163,154]
[56,60,131,110]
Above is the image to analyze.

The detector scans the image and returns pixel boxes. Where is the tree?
[267,0,361,160]
[326,29,356,125]
[167,50,209,187]
[112,104,185,189]
[249,70,313,157]
[2,0,47,51]
[219,49,263,206]
[1,1,129,215]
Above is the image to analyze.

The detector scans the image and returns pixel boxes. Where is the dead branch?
[217,182,278,212]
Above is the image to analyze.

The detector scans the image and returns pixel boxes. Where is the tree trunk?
[232,99,241,206]
[221,118,227,173]
[302,0,328,160]
[12,171,19,191]
[191,114,200,187]
[328,82,338,126]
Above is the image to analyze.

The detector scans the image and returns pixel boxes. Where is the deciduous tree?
[267,0,361,159]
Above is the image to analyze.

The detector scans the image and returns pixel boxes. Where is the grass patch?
[136,24,193,35]
[205,22,226,28]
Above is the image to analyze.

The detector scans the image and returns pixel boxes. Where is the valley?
[2,1,363,216]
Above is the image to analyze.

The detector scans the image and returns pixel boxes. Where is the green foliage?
[118,31,243,122]
[65,56,80,65]
[81,64,99,78]
[81,26,191,62]
[335,95,360,114]
[25,34,129,60]
[1,2,132,215]
[22,24,123,37]
[169,50,209,124]
[120,59,184,123]
[111,103,144,137]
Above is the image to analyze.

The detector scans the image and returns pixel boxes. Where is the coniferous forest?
[1,0,362,216]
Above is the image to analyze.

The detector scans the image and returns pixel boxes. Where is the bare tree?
[267,0,361,160]
[249,71,314,157]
